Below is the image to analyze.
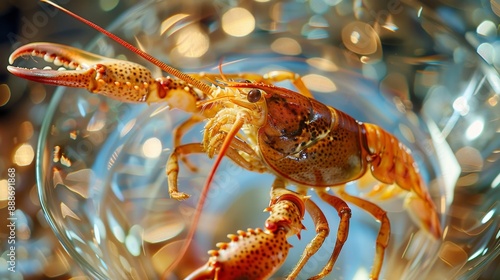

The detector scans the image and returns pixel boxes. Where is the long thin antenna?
[39,1,243,277]
[162,117,244,278]
[40,0,212,95]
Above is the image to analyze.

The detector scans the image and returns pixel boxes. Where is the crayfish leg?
[287,197,329,279]
[173,115,205,172]
[404,192,442,240]
[202,70,315,98]
[166,143,205,200]
[336,187,390,280]
[356,172,405,200]
[260,70,314,99]
[305,190,351,280]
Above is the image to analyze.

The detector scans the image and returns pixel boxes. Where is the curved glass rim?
[35,1,157,278]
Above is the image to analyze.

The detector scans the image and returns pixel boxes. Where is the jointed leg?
[287,197,330,279]
[166,143,205,200]
[173,114,205,172]
[310,190,351,279]
[336,187,390,280]
[193,71,314,98]
[356,172,405,200]
[167,138,266,200]
[261,70,314,98]
[225,147,267,173]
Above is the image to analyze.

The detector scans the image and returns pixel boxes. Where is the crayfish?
[8,1,442,279]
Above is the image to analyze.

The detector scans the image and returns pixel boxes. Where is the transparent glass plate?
[34,0,499,279]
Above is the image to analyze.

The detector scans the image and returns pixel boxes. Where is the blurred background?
[0,0,498,279]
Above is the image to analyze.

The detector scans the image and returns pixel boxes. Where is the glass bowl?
[35,0,499,279]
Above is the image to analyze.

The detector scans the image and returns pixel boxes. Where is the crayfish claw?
[186,228,291,280]
[8,42,162,103]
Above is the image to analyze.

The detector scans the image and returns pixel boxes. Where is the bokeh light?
[142,137,162,158]
[13,143,35,166]
[222,7,255,37]
[0,84,11,106]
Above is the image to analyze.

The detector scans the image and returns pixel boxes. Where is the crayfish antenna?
[40,0,212,96]
[218,57,229,82]
[162,115,246,278]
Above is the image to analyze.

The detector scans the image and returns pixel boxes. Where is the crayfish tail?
[404,192,442,239]
[362,123,442,239]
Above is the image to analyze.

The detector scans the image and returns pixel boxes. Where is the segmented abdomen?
[362,123,427,200]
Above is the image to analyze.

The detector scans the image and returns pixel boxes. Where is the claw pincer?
[8,42,203,111]
[187,228,291,280]
[186,186,307,280]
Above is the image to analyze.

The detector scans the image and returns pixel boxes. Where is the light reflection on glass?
[452,96,470,116]
[382,20,398,32]
[125,225,143,257]
[477,42,495,64]
[87,111,107,132]
[108,209,126,243]
[120,119,136,137]
[142,137,162,158]
[491,173,500,188]
[174,25,209,58]
[160,14,190,36]
[308,14,329,28]
[352,267,369,280]
[302,74,337,93]
[481,208,495,224]
[465,119,484,140]
[271,37,302,55]
[94,220,106,244]
[222,8,255,37]
[476,20,497,37]
[306,57,339,72]
[60,202,80,220]
[342,22,380,56]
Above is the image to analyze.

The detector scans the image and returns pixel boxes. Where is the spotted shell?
[203,228,292,280]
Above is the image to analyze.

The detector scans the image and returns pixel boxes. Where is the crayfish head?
[8,42,159,103]
[212,82,270,126]
[231,82,315,136]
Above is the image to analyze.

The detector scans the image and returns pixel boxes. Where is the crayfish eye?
[247,89,262,103]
